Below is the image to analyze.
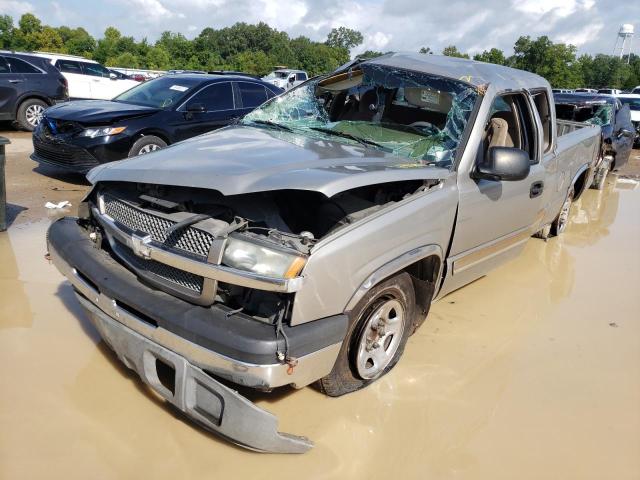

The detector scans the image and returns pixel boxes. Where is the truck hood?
[45,100,159,124]
[87,125,451,197]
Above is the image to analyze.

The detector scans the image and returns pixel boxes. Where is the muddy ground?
[1,129,639,479]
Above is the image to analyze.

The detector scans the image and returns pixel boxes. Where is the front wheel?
[16,98,47,131]
[128,135,167,157]
[318,272,416,397]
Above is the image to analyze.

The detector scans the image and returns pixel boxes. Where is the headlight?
[222,236,306,279]
[79,126,127,138]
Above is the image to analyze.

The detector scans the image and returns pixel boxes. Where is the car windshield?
[619,98,640,111]
[113,76,202,108]
[243,63,478,167]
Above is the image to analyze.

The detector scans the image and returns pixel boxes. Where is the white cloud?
[0,0,34,15]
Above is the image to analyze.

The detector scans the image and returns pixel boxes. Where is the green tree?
[0,15,15,49]
[511,36,582,88]
[325,27,363,51]
[419,46,432,54]
[473,48,507,65]
[18,13,41,35]
[442,45,469,59]
[144,45,171,70]
[107,51,140,68]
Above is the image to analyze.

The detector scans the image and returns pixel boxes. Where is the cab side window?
[482,93,537,164]
[56,60,82,74]
[296,72,307,81]
[8,57,41,74]
[188,82,234,111]
[0,56,9,74]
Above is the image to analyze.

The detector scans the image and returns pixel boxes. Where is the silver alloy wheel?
[556,192,573,234]
[356,298,405,379]
[138,143,161,155]
[25,104,45,126]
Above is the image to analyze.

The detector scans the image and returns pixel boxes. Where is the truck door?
[443,91,547,294]
[612,102,634,168]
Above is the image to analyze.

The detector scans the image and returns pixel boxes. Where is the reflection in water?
[0,231,32,328]
[0,187,638,479]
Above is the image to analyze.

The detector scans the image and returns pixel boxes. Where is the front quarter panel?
[291,174,459,325]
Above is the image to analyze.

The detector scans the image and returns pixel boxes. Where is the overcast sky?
[2,0,639,57]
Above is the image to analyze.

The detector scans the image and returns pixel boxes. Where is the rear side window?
[188,82,234,111]
[81,62,111,77]
[531,91,552,153]
[238,82,267,108]
[56,60,82,74]
[8,57,41,74]
[296,73,307,81]
[0,56,9,74]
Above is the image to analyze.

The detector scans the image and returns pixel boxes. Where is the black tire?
[16,98,47,131]
[128,135,167,157]
[550,186,574,236]
[318,272,416,397]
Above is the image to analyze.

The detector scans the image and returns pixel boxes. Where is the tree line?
[1,13,639,89]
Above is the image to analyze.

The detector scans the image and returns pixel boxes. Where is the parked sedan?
[31,74,283,172]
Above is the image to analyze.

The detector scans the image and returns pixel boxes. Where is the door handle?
[530,181,544,198]
[8,79,23,83]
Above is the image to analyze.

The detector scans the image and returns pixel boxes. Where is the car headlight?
[79,126,127,138]
[222,236,306,279]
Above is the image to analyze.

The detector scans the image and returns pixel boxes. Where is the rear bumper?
[78,294,312,453]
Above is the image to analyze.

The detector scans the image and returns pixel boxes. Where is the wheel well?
[15,95,51,115]
[402,255,441,327]
[137,130,170,145]
[572,170,588,201]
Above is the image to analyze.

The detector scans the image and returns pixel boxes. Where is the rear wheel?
[16,98,47,131]
[551,186,574,236]
[318,272,415,397]
[128,135,167,157]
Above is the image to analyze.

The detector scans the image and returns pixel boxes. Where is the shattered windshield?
[585,104,613,126]
[242,64,478,167]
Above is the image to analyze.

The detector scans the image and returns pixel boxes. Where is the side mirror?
[475,146,530,181]
[618,128,634,139]
[186,102,205,113]
[109,72,117,80]
[289,76,295,83]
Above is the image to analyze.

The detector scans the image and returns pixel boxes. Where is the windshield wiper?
[309,127,391,152]
[249,119,293,132]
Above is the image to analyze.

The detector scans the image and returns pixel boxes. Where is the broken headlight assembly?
[222,236,306,279]
[79,126,127,138]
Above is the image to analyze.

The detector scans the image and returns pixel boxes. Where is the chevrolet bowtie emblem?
[131,231,152,259]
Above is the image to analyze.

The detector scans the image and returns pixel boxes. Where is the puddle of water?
[0,182,639,479]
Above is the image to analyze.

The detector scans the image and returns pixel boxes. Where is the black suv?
[32,74,282,172]
[0,51,68,130]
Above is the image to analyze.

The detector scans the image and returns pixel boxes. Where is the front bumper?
[47,217,348,452]
[77,294,312,453]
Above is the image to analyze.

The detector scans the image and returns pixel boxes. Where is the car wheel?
[551,186,574,236]
[318,272,415,397]
[128,135,167,157]
[16,98,47,131]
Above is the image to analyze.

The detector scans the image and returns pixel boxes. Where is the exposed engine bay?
[86,179,439,323]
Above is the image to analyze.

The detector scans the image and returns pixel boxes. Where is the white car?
[32,53,139,100]
[262,69,308,91]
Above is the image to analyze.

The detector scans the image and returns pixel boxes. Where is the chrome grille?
[114,241,204,294]
[103,195,214,258]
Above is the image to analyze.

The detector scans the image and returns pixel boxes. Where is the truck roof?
[360,52,549,91]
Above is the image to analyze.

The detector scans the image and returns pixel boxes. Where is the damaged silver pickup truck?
[47,53,601,453]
